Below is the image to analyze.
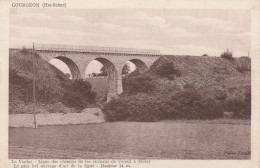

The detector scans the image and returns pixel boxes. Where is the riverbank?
[9,108,105,127]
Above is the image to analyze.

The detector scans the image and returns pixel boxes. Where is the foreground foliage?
[102,56,251,121]
[9,49,96,113]
[122,72,156,95]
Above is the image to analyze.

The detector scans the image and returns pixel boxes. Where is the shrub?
[20,47,30,55]
[61,79,96,109]
[102,87,224,122]
[102,95,165,122]
[236,66,250,73]
[102,98,130,121]
[155,62,181,80]
[236,58,251,73]
[61,91,86,110]
[221,49,233,60]
[71,79,96,103]
[166,87,223,119]
[123,75,156,95]
[224,88,251,119]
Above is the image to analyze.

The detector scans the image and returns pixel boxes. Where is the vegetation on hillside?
[10,48,251,120]
[221,49,233,60]
[102,56,251,121]
[122,73,155,95]
[155,62,181,80]
[9,49,96,114]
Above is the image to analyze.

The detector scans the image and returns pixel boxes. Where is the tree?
[92,72,98,77]
[123,75,155,95]
[122,63,131,75]
[64,73,71,79]
[155,62,181,80]
[97,66,108,77]
[62,79,96,109]
[221,49,233,60]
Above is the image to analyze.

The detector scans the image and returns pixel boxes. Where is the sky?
[9,8,251,76]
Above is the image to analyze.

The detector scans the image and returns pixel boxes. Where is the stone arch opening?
[85,57,118,102]
[123,59,149,74]
[121,61,136,75]
[85,60,105,78]
[49,56,81,80]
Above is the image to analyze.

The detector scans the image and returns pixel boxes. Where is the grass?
[9,120,250,159]
[162,119,251,125]
[151,56,251,90]
[224,75,251,88]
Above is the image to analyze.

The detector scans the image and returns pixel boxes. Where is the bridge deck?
[34,43,160,55]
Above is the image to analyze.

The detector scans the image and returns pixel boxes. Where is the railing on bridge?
[34,43,160,55]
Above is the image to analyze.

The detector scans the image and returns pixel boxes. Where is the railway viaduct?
[34,44,161,100]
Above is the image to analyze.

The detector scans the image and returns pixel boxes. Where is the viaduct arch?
[53,56,81,79]
[35,44,160,101]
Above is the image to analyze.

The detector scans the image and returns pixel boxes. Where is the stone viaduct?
[34,44,161,100]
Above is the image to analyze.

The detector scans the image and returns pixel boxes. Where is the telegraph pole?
[33,42,37,129]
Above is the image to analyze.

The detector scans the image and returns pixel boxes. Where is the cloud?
[9,9,250,56]
[134,12,170,29]
[171,15,247,35]
[161,44,221,56]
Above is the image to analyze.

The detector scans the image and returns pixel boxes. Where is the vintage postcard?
[0,0,259,168]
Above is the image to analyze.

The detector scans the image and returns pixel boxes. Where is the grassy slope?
[141,56,251,102]
[9,50,62,101]
[9,49,78,114]
[149,56,250,90]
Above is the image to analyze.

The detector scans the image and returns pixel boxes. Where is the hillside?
[149,56,250,90]
[103,55,251,121]
[9,49,66,103]
[9,49,96,114]
[10,49,251,119]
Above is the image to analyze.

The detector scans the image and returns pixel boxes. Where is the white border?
[0,0,259,167]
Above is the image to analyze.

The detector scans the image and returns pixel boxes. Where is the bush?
[155,62,181,80]
[102,98,130,121]
[61,79,96,109]
[165,87,223,119]
[20,47,30,55]
[221,49,233,60]
[224,88,251,119]
[61,91,86,110]
[71,79,96,103]
[102,95,165,122]
[236,58,251,73]
[236,66,250,73]
[123,75,156,95]
[102,87,224,122]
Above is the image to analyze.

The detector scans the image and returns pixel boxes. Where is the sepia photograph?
[8,8,252,161]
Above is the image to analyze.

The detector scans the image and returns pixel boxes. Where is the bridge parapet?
[34,43,160,55]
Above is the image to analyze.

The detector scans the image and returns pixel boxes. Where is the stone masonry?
[34,44,160,100]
